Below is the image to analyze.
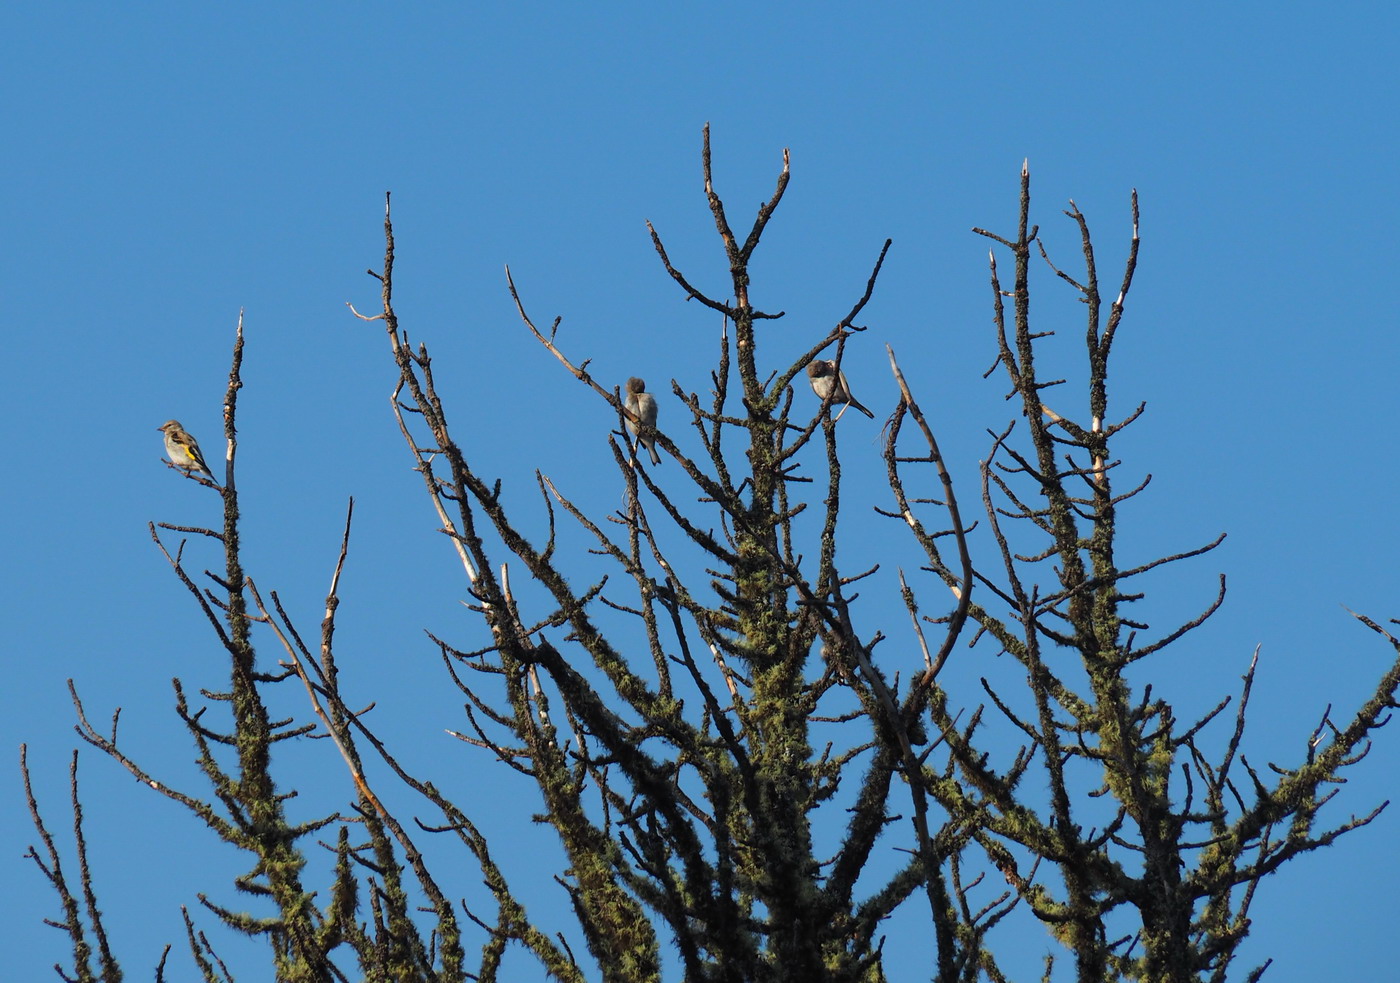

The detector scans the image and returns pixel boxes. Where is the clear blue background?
[4,3,1397,980]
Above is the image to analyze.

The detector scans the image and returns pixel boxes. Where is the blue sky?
[4,3,1398,980]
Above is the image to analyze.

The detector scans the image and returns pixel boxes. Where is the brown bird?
[158,420,218,481]
[806,360,874,418]
[624,377,661,465]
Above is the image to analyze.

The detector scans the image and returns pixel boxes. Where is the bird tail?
[851,399,875,419]
[647,442,661,466]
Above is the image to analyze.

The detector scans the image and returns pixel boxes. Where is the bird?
[624,377,661,466]
[806,360,874,418]
[158,420,217,482]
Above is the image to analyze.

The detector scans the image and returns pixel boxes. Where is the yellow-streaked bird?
[624,377,661,466]
[158,420,217,482]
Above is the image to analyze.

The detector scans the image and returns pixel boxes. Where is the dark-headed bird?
[624,377,661,465]
[806,360,874,419]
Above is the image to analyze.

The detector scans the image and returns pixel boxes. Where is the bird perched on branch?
[158,420,217,482]
[806,360,874,418]
[624,377,661,466]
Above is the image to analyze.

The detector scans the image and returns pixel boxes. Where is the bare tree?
[24,130,1400,983]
